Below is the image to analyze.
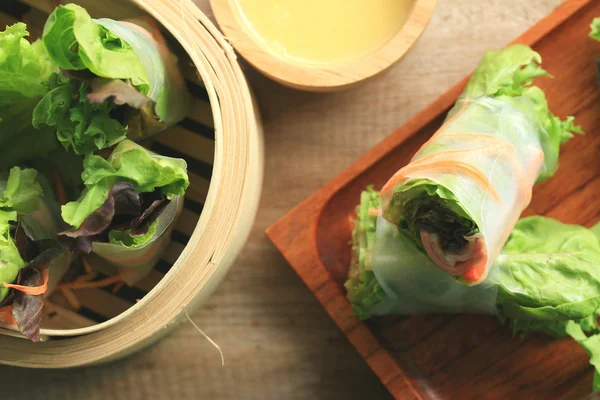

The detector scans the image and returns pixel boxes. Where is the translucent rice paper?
[370,215,499,316]
[94,18,189,128]
[382,96,549,285]
[20,171,73,295]
[21,198,71,294]
[91,195,184,285]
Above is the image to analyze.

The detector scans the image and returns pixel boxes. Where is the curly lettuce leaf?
[0,167,43,215]
[42,4,190,140]
[0,23,55,104]
[345,186,388,319]
[0,23,59,163]
[32,73,127,155]
[0,210,24,302]
[461,44,582,181]
[43,4,149,91]
[495,217,600,322]
[591,18,600,42]
[384,178,478,253]
[62,140,189,228]
[108,219,158,248]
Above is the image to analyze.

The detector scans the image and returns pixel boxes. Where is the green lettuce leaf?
[0,167,43,215]
[461,44,582,181]
[32,72,127,155]
[62,140,189,228]
[41,4,190,143]
[0,23,55,105]
[591,18,600,42]
[0,23,59,165]
[43,4,148,91]
[495,217,600,322]
[592,222,600,241]
[108,219,158,248]
[383,178,478,254]
[0,210,24,302]
[345,186,387,320]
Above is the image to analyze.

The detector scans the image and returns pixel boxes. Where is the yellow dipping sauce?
[235,0,415,65]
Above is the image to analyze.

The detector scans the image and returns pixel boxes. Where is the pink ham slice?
[420,229,487,279]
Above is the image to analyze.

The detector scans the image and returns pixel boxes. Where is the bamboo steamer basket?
[0,0,263,367]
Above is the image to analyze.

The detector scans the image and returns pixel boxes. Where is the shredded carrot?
[381,160,502,204]
[430,132,501,142]
[440,97,470,129]
[74,272,98,284]
[61,288,81,310]
[82,257,94,274]
[3,269,49,296]
[368,208,381,216]
[412,141,532,205]
[0,306,15,326]
[411,143,514,165]
[461,254,488,282]
[58,274,126,291]
[112,281,126,294]
[52,168,67,206]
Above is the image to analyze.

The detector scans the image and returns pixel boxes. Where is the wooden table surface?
[0,0,564,399]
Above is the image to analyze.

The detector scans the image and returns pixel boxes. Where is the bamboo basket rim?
[210,0,437,91]
[0,0,264,367]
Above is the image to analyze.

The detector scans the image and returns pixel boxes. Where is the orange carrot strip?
[412,142,532,205]
[461,253,488,282]
[52,168,67,206]
[61,288,81,310]
[368,208,381,216]
[0,306,15,326]
[440,97,470,129]
[382,160,502,204]
[82,257,94,274]
[3,269,49,296]
[74,272,98,284]
[58,274,126,290]
[411,143,514,165]
[112,281,126,294]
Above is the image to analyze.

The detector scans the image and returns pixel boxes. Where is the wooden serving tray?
[266,0,600,398]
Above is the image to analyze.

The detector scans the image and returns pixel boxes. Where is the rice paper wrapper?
[21,198,71,296]
[381,96,548,285]
[93,17,190,137]
[370,215,500,316]
[91,195,184,285]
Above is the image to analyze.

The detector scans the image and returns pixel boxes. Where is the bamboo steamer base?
[0,0,263,367]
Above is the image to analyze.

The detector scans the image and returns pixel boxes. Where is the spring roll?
[57,140,188,284]
[32,3,191,155]
[380,45,581,285]
[346,187,600,392]
[0,167,70,341]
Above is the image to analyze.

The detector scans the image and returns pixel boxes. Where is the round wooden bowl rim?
[210,0,437,91]
[0,0,264,367]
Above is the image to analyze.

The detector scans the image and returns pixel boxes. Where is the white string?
[184,306,225,366]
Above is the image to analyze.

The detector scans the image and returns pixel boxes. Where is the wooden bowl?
[210,0,437,92]
[0,0,263,367]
